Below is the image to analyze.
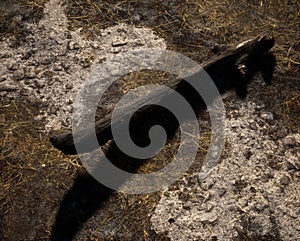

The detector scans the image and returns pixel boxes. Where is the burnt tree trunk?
[50,34,275,155]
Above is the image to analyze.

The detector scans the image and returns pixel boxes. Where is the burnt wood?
[50,34,275,155]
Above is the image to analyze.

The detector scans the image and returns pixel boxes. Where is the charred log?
[50,34,275,155]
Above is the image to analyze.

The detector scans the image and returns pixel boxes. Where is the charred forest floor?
[0,0,299,241]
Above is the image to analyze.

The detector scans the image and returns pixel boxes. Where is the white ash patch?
[0,0,166,131]
[151,98,300,241]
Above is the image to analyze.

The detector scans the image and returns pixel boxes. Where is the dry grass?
[0,99,80,240]
[0,0,48,44]
[66,0,299,130]
[66,0,299,71]
[0,0,299,240]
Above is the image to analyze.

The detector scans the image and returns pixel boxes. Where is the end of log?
[257,33,275,51]
[236,33,274,52]
[50,131,77,155]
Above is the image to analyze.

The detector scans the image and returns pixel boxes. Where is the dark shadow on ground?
[50,119,179,241]
[50,106,181,241]
[50,53,276,240]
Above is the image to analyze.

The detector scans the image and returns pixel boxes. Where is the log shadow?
[50,52,276,241]
[50,107,181,241]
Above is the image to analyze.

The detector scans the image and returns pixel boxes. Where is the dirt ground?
[0,0,299,240]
